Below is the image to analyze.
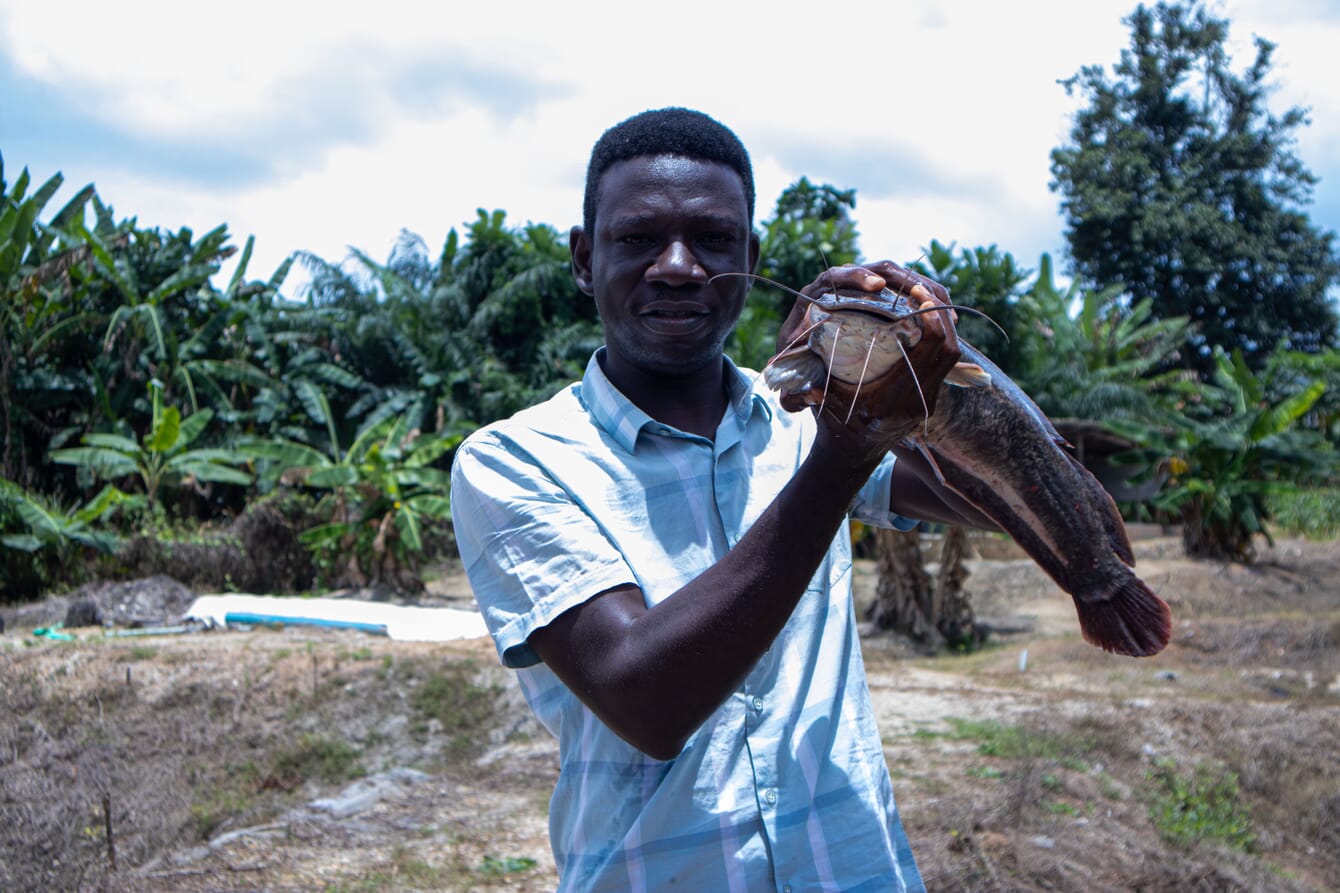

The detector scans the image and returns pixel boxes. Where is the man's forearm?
[530,442,879,759]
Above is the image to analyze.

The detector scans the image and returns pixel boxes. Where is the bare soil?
[3,530,1338,892]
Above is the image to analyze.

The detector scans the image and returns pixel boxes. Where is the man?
[450,107,989,892]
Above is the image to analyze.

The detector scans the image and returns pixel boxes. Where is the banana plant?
[1014,253,1196,421]
[1,479,135,599]
[1,157,99,486]
[1111,347,1334,561]
[48,381,252,518]
[245,407,464,588]
[1,479,129,555]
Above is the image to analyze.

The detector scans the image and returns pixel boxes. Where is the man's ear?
[570,225,594,296]
[748,231,761,280]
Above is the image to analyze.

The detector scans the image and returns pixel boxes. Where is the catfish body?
[766,290,1171,657]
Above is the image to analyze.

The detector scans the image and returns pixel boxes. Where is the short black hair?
[582,107,755,234]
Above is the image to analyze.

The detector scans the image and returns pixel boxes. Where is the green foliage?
[945,717,1093,768]
[0,480,129,600]
[728,178,860,370]
[1268,487,1340,540]
[1113,347,1335,560]
[408,661,500,759]
[478,854,538,877]
[49,382,251,522]
[247,411,461,589]
[1013,253,1197,421]
[1050,1,1340,373]
[272,733,364,785]
[1,479,127,555]
[912,240,1030,375]
[1146,757,1255,851]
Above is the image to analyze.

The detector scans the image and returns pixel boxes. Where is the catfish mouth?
[809,288,915,323]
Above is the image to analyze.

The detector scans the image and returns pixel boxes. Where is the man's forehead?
[596,154,748,213]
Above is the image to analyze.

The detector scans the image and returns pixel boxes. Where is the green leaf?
[308,466,360,488]
[2,534,43,552]
[148,405,182,453]
[172,462,252,486]
[1249,381,1325,441]
[395,507,424,552]
[81,432,141,453]
[48,447,138,478]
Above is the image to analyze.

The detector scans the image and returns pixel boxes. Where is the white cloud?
[3,0,1336,293]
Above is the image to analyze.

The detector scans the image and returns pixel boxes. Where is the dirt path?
[3,533,1338,891]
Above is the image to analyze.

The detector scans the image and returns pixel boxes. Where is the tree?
[727,178,860,370]
[912,240,1030,376]
[1112,347,1334,560]
[1050,1,1339,374]
[1014,254,1196,422]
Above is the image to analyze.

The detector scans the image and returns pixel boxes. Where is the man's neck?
[600,352,731,441]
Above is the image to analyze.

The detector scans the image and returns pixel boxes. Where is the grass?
[944,717,1095,770]
[408,661,501,760]
[273,733,364,785]
[1146,757,1255,851]
[1270,488,1340,540]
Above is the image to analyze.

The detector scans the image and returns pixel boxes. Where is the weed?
[185,758,264,840]
[1269,487,1340,540]
[479,854,538,877]
[273,733,364,785]
[1043,799,1080,816]
[1146,757,1255,851]
[945,717,1093,770]
[409,662,501,760]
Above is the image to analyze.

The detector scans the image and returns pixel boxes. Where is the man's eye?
[618,233,652,245]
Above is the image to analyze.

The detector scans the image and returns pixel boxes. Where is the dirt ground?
[3,529,1339,892]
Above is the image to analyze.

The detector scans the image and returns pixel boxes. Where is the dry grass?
[2,533,1339,892]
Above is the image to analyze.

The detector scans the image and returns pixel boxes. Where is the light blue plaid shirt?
[451,351,925,893]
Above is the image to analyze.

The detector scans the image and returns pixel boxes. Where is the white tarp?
[184,594,488,642]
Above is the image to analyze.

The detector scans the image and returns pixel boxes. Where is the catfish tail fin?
[1074,576,1172,657]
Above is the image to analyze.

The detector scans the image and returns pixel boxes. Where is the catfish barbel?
[765,284,1172,658]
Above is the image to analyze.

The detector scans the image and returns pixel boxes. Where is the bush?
[1146,757,1255,851]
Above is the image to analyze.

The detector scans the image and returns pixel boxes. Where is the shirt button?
[782,885,793,893]
[764,789,778,806]
[751,696,764,712]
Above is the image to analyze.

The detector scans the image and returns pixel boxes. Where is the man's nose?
[647,240,706,286]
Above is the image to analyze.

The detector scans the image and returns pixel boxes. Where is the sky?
[2,0,1338,298]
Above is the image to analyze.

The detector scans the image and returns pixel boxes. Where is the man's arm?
[529,262,963,760]
[528,421,887,760]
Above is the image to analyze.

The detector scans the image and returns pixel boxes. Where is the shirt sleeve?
[849,452,920,532]
[450,431,638,669]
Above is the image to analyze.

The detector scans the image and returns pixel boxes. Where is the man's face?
[571,155,759,380]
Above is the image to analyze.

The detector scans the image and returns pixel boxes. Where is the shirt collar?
[580,349,773,452]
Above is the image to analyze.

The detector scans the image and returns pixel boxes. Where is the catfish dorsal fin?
[945,362,992,389]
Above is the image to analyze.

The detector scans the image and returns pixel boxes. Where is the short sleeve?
[849,452,920,532]
[450,433,638,668]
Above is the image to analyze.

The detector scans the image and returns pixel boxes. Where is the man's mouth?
[640,303,709,333]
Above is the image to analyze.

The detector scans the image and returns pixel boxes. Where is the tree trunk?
[935,525,983,649]
[867,525,983,651]
[867,527,940,647]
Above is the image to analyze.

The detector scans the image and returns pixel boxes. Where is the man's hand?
[775,261,962,465]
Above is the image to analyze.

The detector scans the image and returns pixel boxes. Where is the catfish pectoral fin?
[1075,576,1172,657]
